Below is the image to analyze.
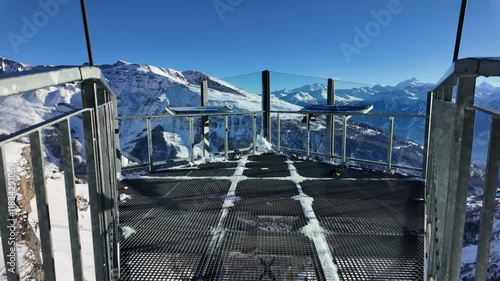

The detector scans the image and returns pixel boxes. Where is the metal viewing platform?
[118,154,424,280]
[0,57,499,281]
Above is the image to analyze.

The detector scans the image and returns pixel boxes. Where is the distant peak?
[115,60,132,65]
[395,77,431,89]
[478,81,496,91]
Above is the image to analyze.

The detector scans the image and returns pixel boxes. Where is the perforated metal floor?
[119,155,424,280]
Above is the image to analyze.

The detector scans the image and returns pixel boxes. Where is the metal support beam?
[30,131,56,281]
[277,113,281,152]
[189,117,194,162]
[82,110,107,281]
[262,70,271,141]
[386,116,394,172]
[201,80,210,157]
[59,119,84,281]
[441,76,476,281]
[342,115,347,164]
[474,116,500,281]
[422,91,434,180]
[0,147,19,281]
[252,114,257,154]
[326,79,335,158]
[453,0,468,62]
[224,115,229,160]
[112,95,121,177]
[146,118,153,172]
[306,115,311,158]
[80,0,94,66]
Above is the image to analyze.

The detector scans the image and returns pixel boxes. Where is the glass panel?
[345,116,388,165]
[390,117,424,171]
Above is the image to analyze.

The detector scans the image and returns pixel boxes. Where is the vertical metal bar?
[224,115,229,160]
[453,0,468,62]
[252,113,257,154]
[422,91,434,180]
[326,79,335,158]
[342,115,347,163]
[262,70,271,142]
[201,80,209,158]
[442,76,476,281]
[59,119,84,281]
[189,117,194,162]
[111,95,121,177]
[146,118,153,172]
[29,131,56,281]
[277,113,281,152]
[306,115,310,158]
[386,116,394,172]
[474,116,500,281]
[0,146,19,281]
[79,0,94,66]
[81,108,106,280]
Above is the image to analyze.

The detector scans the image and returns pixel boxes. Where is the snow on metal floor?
[118,155,424,280]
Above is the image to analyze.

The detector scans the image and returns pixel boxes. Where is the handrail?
[0,66,113,98]
[116,111,263,120]
[0,108,92,146]
[432,57,500,90]
[271,110,427,118]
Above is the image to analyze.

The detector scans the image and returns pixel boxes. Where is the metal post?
[386,116,394,172]
[81,110,107,281]
[306,114,311,158]
[146,118,153,171]
[453,0,468,62]
[422,91,434,180]
[224,115,229,160]
[441,76,476,281]
[252,113,257,154]
[262,70,271,142]
[189,117,194,162]
[59,119,84,281]
[0,146,20,281]
[30,131,56,281]
[112,95,121,177]
[326,78,335,158]
[342,115,347,163]
[201,80,210,157]
[474,116,500,281]
[277,113,281,152]
[80,0,94,66]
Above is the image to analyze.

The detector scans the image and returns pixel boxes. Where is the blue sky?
[0,0,499,86]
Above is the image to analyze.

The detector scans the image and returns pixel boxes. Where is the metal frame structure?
[0,66,120,281]
[426,57,500,281]
[1,57,499,281]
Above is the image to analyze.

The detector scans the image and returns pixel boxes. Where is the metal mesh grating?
[326,234,424,280]
[236,180,298,199]
[119,156,425,280]
[120,230,212,280]
[204,231,326,280]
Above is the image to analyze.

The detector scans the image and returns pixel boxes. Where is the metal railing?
[0,67,120,281]
[270,110,427,173]
[426,57,500,281]
[117,111,262,172]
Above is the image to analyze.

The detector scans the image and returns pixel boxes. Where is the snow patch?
[122,227,137,240]
[120,194,132,202]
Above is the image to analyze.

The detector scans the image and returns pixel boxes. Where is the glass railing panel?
[269,71,327,112]
[345,116,388,164]
[118,118,148,165]
[390,117,424,171]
